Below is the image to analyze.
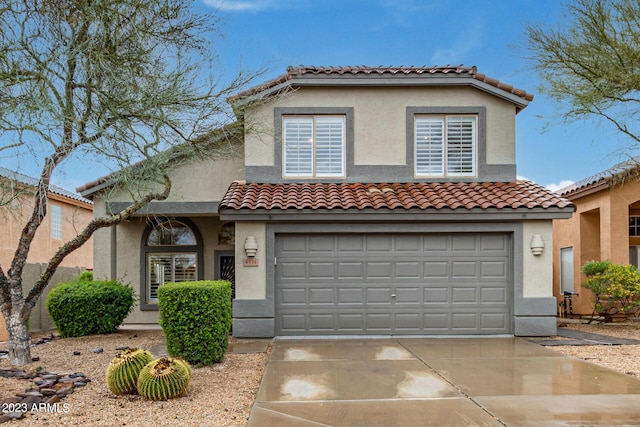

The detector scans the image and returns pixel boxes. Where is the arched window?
[141,219,203,309]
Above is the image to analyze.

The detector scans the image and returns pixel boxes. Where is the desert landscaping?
[1,320,640,426]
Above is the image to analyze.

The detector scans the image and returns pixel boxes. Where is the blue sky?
[4,0,637,192]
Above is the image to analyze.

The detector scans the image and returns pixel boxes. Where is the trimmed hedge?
[46,277,135,338]
[158,280,232,366]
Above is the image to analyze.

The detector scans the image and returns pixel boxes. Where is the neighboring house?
[79,65,574,338]
[553,158,640,316]
[0,167,93,340]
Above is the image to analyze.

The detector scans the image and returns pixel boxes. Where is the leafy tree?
[525,0,640,144]
[0,0,260,365]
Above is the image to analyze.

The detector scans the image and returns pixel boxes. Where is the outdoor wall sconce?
[244,236,258,258]
[530,234,545,256]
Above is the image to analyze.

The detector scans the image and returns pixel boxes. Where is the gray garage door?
[275,233,511,335]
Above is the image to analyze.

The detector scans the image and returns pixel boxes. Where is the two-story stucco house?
[80,65,574,337]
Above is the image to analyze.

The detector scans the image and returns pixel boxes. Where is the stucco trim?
[139,217,205,311]
[262,107,355,182]
[220,208,574,222]
[107,201,220,216]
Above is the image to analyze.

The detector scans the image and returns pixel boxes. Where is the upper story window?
[50,205,63,239]
[415,115,477,177]
[283,115,345,178]
[630,216,640,236]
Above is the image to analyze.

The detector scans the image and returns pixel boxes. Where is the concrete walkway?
[248,338,640,426]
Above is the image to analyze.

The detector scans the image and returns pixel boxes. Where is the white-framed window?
[147,253,197,303]
[50,205,63,239]
[560,247,574,294]
[415,115,476,177]
[283,115,345,177]
[630,216,640,236]
[143,220,200,305]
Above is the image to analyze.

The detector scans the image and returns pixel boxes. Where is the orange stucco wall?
[553,180,640,315]
[0,192,93,341]
[0,193,93,269]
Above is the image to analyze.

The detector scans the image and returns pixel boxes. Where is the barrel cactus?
[106,348,155,395]
[136,357,192,401]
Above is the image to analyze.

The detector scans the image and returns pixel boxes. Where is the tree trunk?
[6,311,31,365]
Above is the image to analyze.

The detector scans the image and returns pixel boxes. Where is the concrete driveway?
[248,338,640,426]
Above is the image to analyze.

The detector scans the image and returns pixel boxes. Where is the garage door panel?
[337,313,364,331]
[366,287,392,304]
[275,233,511,335]
[452,287,477,303]
[338,236,364,252]
[451,261,478,278]
[338,288,364,304]
[451,313,478,330]
[366,261,393,278]
[366,313,393,331]
[481,235,508,252]
[309,236,335,252]
[366,235,394,251]
[279,236,307,253]
[309,288,335,305]
[481,261,507,278]
[309,262,335,279]
[423,235,448,251]
[280,288,306,305]
[481,287,507,303]
[452,235,478,252]
[280,262,307,279]
[481,312,508,330]
[309,314,335,331]
[396,262,421,278]
[395,287,420,303]
[396,235,421,251]
[424,287,449,304]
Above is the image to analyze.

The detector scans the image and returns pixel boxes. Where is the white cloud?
[202,0,303,12]
[545,180,575,192]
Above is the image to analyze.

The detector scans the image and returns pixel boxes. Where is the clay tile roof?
[219,180,572,213]
[0,166,92,205]
[230,65,534,103]
[558,156,640,199]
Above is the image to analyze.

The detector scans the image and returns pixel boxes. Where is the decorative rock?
[1,397,21,405]
[40,388,56,396]
[7,412,23,420]
[0,414,12,424]
[45,395,61,405]
[55,386,73,398]
[16,391,43,398]
[74,381,87,387]
[93,347,103,354]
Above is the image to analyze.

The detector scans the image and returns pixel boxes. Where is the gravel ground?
[0,330,269,426]
[1,322,640,426]
[549,321,640,377]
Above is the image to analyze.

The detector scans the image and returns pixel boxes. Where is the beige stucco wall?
[90,152,244,324]
[522,221,554,298]
[552,179,640,315]
[234,222,266,300]
[244,86,516,169]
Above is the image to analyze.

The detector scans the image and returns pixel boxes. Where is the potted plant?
[581,260,640,322]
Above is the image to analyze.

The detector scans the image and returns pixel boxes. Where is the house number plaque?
[242,258,259,267]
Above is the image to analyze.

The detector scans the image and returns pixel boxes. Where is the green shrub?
[158,280,232,366]
[582,260,640,317]
[46,278,136,337]
[77,271,94,282]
